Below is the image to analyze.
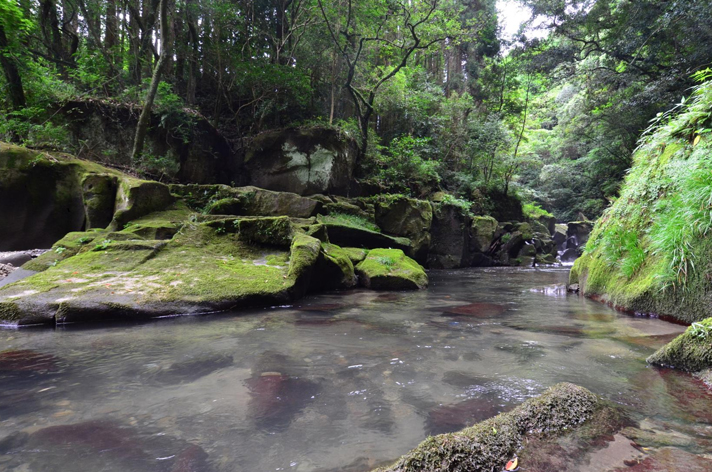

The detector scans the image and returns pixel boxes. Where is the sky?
[497,0,549,42]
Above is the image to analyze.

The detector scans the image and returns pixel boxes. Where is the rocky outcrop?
[374,383,607,472]
[372,196,433,263]
[0,144,431,327]
[244,126,358,196]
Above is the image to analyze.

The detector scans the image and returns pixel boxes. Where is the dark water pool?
[1,267,710,471]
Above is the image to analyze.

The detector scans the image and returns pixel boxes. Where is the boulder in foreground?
[374,383,601,472]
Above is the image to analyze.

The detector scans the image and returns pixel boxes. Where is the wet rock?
[442,302,507,319]
[373,383,603,472]
[427,202,472,269]
[244,126,358,196]
[154,353,233,384]
[246,372,320,430]
[560,247,581,263]
[552,224,568,249]
[4,420,213,472]
[0,262,16,280]
[372,196,433,263]
[355,249,428,290]
[426,397,507,435]
[611,447,712,471]
[647,318,712,372]
[566,221,594,248]
[0,349,60,374]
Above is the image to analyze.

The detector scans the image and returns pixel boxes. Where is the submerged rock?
[0,420,212,472]
[373,383,603,472]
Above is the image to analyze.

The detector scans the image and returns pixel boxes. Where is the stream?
[1,267,711,471]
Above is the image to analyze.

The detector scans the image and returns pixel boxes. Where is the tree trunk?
[0,24,26,110]
[131,0,169,161]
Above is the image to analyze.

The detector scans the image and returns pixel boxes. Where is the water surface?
[1,267,709,471]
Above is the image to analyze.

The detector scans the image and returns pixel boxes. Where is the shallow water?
[0,267,710,471]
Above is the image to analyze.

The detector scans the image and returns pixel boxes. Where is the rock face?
[54,99,237,185]
[244,126,358,196]
[427,202,472,269]
[373,383,603,472]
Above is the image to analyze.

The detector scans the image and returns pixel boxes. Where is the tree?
[0,0,30,109]
[317,0,458,158]
[131,0,170,161]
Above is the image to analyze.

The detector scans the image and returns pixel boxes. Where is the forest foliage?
[1,0,711,220]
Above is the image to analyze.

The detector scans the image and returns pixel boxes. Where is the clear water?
[1,267,709,472]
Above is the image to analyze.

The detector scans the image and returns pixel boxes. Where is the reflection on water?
[0,267,709,471]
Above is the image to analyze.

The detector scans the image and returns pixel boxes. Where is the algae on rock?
[374,383,602,472]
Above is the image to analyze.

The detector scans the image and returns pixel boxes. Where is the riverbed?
[1,267,711,471]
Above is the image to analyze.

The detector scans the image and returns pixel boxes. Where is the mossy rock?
[305,224,329,243]
[112,180,175,229]
[355,249,427,290]
[322,223,411,253]
[341,247,368,265]
[312,243,357,291]
[81,173,118,229]
[374,383,601,472]
[427,202,471,269]
[470,216,498,253]
[0,217,318,326]
[647,318,712,372]
[22,230,105,272]
[372,195,433,263]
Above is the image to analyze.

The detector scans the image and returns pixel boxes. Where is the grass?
[317,212,381,233]
[574,79,712,321]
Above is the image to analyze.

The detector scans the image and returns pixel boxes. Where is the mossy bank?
[571,80,712,324]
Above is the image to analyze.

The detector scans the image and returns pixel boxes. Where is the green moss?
[374,383,601,472]
[317,212,381,232]
[574,80,712,323]
[341,247,369,264]
[355,248,427,290]
[523,202,554,220]
[0,302,22,322]
[647,318,712,372]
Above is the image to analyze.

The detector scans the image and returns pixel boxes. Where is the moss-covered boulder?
[373,195,433,263]
[647,319,712,372]
[470,216,498,253]
[374,383,602,472]
[179,184,321,219]
[0,214,315,326]
[0,144,87,249]
[81,173,118,229]
[427,202,472,269]
[320,222,411,254]
[311,243,357,291]
[355,249,427,290]
[571,80,712,323]
[244,126,358,196]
